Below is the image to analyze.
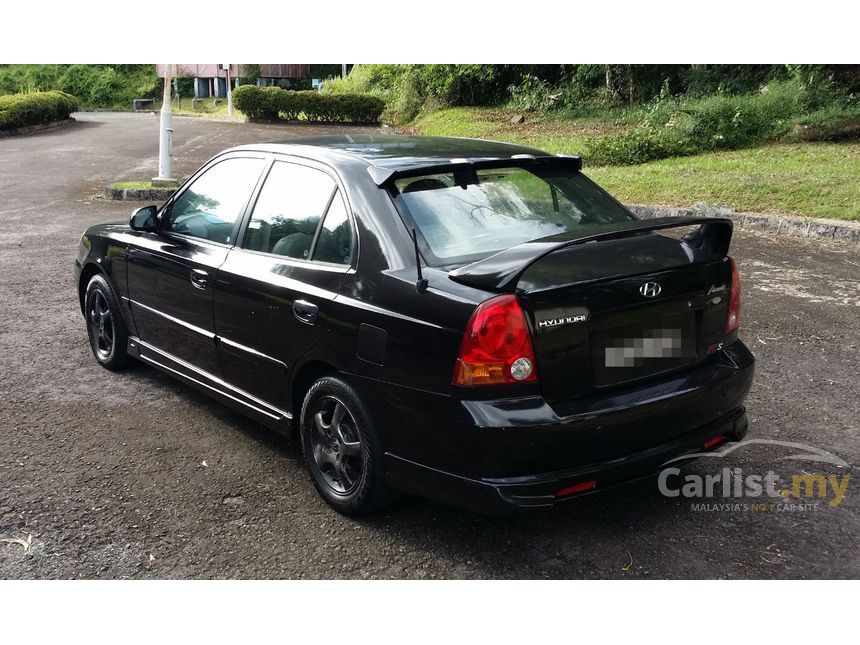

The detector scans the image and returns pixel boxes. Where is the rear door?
[213,158,356,410]
[126,154,267,376]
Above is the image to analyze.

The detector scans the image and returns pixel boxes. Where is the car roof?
[228,134,552,171]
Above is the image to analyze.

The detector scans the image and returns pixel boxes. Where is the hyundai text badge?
[640,282,662,298]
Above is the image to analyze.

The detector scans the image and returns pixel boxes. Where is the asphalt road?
[1,113,857,579]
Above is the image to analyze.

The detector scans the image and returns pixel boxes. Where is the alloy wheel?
[88,290,115,360]
[309,396,364,495]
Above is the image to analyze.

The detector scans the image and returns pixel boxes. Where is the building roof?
[156,64,310,78]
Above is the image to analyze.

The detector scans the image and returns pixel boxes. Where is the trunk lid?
[448,218,734,403]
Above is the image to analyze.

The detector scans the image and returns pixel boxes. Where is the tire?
[84,273,132,371]
[299,376,397,516]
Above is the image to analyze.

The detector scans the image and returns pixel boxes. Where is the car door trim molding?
[127,298,216,340]
[132,336,292,421]
[129,297,290,374]
[218,335,289,373]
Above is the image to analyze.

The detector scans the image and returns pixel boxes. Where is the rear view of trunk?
[520,233,733,403]
[450,218,739,404]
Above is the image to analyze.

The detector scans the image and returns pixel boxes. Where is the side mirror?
[130,205,158,232]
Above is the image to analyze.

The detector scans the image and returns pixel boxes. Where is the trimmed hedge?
[0,91,79,131]
[233,85,384,123]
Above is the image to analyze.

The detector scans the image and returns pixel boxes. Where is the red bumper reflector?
[703,435,727,449]
[556,480,597,497]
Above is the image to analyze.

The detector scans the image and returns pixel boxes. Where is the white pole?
[156,65,174,182]
[226,64,233,117]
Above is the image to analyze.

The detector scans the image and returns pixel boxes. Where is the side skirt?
[128,336,293,434]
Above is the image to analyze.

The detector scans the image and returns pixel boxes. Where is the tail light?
[726,258,741,335]
[453,294,538,387]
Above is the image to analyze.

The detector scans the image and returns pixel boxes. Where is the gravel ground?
[0,112,857,579]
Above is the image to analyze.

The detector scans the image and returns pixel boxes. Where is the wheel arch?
[291,359,340,425]
[78,261,106,314]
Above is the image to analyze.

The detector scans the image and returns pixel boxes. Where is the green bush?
[0,91,79,130]
[0,64,158,108]
[238,64,261,87]
[682,65,788,97]
[0,65,65,95]
[323,64,547,124]
[585,80,821,165]
[509,74,559,112]
[317,64,860,126]
[683,81,799,148]
[583,128,689,166]
[787,65,857,111]
[174,76,195,97]
[320,64,397,98]
[232,85,280,119]
[233,85,384,123]
[56,64,159,107]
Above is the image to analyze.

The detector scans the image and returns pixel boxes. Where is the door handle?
[293,299,319,325]
[190,269,209,290]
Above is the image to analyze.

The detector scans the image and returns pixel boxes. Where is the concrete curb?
[0,118,76,138]
[626,203,860,244]
[104,186,176,201]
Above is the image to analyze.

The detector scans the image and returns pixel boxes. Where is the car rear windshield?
[392,165,636,267]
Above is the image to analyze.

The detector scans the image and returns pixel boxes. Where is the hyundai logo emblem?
[640,282,662,298]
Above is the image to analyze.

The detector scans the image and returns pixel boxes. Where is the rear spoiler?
[367,154,582,187]
[448,217,733,292]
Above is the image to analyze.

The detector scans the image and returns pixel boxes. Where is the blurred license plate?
[591,312,697,387]
[604,328,687,368]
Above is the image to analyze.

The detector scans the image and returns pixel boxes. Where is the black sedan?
[75,135,754,515]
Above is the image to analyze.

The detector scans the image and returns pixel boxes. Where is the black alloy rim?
[309,396,363,494]
[88,290,114,360]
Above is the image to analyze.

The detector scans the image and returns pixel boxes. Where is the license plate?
[590,312,697,387]
[604,328,686,368]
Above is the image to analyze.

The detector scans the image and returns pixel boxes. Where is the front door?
[213,159,356,410]
[126,154,267,377]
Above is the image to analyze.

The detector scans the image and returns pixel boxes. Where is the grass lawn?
[111,181,154,190]
[406,106,633,154]
[589,143,859,221]
[407,107,859,221]
[153,98,244,119]
[109,180,178,191]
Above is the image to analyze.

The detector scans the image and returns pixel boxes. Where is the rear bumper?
[385,407,748,513]
[350,340,755,513]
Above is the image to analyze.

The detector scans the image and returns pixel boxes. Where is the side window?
[312,190,354,265]
[164,157,265,244]
[244,161,336,260]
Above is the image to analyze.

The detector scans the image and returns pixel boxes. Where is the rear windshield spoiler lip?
[367,154,582,187]
[447,216,734,293]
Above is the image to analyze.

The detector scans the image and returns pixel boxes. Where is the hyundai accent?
[74,135,754,515]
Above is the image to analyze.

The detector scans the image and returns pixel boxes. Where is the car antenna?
[411,228,429,293]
